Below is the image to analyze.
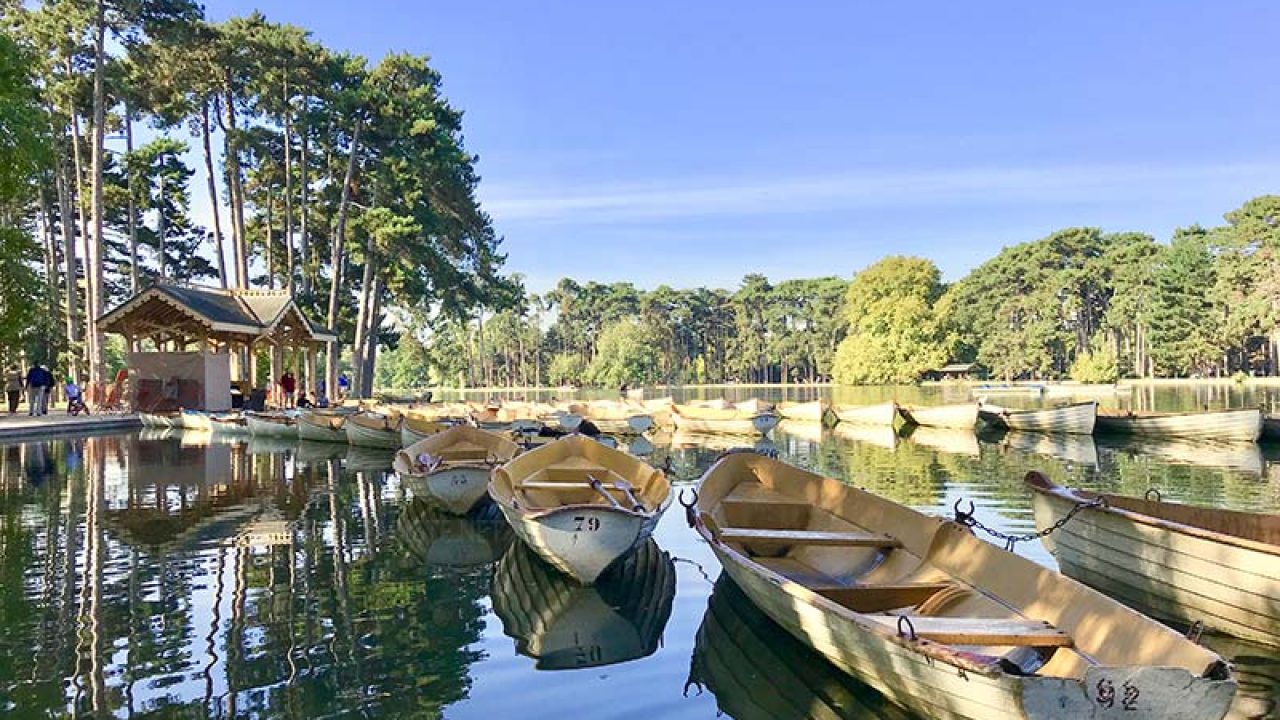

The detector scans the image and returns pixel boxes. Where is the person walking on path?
[279,371,297,409]
[36,365,54,415]
[5,367,23,413]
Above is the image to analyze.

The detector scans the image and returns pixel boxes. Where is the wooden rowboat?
[734,398,775,414]
[978,400,1096,435]
[491,539,675,669]
[344,411,402,449]
[898,402,979,430]
[245,411,297,438]
[489,435,670,584]
[640,397,675,429]
[209,413,249,434]
[672,403,780,435]
[831,402,898,426]
[568,401,655,434]
[1095,408,1263,442]
[140,410,181,428]
[1043,383,1131,398]
[180,409,213,432]
[776,400,830,424]
[297,410,348,443]
[1027,472,1280,649]
[969,383,1045,398]
[687,574,917,720]
[691,452,1236,720]
[400,415,451,446]
[395,426,520,515]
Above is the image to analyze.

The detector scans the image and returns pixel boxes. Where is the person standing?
[337,373,350,401]
[5,367,22,413]
[279,371,297,409]
[24,363,43,416]
[36,365,54,415]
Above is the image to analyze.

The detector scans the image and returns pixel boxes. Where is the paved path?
[0,409,141,441]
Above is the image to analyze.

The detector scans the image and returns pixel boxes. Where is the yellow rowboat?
[344,411,402,449]
[690,452,1235,720]
[395,426,520,515]
[180,409,213,431]
[671,403,780,435]
[139,410,181,428]
[245,411,297,438]
[831,402,898,426]
[489,435,670,584]
[978,400,1097,435]
[397,499,513,568]
[1095,408,1263,443]
[400,415,452,446]
[567,401,656,434]
[640,396,675,428]
[734,398,775,414]
[491,539,675,669]
[687,574,917,720]
[297,410,348,443]
[899,402,979,430]
[776,400,831,424]
[1027,472,1280,649]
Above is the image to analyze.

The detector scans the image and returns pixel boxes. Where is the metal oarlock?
[897,615,917,641]
[679,487,699,527]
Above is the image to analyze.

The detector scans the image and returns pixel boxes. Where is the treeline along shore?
[381,194,1280,391]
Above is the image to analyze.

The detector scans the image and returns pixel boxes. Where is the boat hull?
[776,400,829,423]
[898,402,979,430]
[496,502,662,584]
[180,411,212,432]
[980,401,1096,435]
[832,402,897,426]
[1030,482,1280,648]
[209,416,249,434]
[297,415,347,443]
[671,412,779,435]
[403,466,493,515]
[345,420,402,449]
[245,414,297,438]
[1095,409,1262,442]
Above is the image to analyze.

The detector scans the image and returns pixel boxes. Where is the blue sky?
[211,1,1280,292]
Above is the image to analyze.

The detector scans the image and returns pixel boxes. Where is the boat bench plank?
[864,615,1072,647]
[723,483,804,505]
[719,527,902,548]
[519,480,625,491]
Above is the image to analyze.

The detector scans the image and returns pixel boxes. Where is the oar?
[587,475,624,509]
[612,478,646,512]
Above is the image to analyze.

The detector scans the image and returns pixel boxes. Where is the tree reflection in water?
[0,432,489,718]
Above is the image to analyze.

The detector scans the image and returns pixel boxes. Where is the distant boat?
[898,402,979,430]
[140,410,181,428]
[978,400,1097,435]
[400,415,451,446]
[1028,471,1280,649]
[297,410,348,443]
[1096,407,1263,443]
[1043,383,1131,397]
[830,402,898,426]
[776,400,830,423]
[209,413,249,434]
[671,404,779,435]
[691,452,1236,720]
[344,411,402,449]
[491,539,674,669]
[179,409,212,432]
[245,411,297,438]
[395,425,520,515]
[567,401,655,435]
[968,383,1045,398]
[489,435,670,583]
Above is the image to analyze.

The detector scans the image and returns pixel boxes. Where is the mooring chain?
[953,496,1107,552]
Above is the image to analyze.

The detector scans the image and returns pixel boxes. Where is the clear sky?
[210,1,1280,292]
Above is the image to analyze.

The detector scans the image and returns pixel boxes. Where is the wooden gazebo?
[99,282,337,410]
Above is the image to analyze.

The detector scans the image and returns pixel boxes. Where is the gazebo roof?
[99,282,337,344]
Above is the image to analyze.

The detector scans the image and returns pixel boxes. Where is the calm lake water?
[2,384,1279,719]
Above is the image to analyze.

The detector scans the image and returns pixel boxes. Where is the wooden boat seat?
[520,480,629,491]
[723,483,801,505]
[863,615,1072,648]
[718,527,903,548]
[540,458,612,482]
[816,583,956,612]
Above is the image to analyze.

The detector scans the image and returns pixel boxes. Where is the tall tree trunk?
[55,150,80,376]
[157,171,167,279]
[361,279,383,397]
[222,85,249,287]
[326,120,361,399]
[352,251,376,398]
[264,188,273,288]
[200,99,228,288]
[299,107,310,297]
[125,110,139,294]
[87,0,107,384]
[282,77,295,295]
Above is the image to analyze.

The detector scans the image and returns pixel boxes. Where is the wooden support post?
[304,343,316,401]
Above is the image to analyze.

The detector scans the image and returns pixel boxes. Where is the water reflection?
[686,575,918,720]
[0,416,1278,719]
[492,540,675,670]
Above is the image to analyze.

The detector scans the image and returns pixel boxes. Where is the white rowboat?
[898,402,979,430]
[831,402,898,426]
[344,412,402,449]
[1095,408,1263,442]
[245,412,297,438]
[978,400,1097,435]
[395,425,520,515]
[297,410,348,443]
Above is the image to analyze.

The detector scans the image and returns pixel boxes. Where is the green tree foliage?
[1148,227,1220,376]
[833,257,947,384]
[1069,345,1119,383]
[585,319,662,388]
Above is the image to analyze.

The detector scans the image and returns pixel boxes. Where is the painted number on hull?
[573,516,601,532]
[572,632,602,666]
[451,474,468,486]
[1095,679,1139,711]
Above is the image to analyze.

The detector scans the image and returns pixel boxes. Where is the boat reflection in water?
[1095,435,1264,476]
[687,575,918,720]
[491,539,675,670]
[901,425,980,457]
[997,429,1099,467]
[397,498,513,568]
[831,422,899,451]
[1201,635,1280,720]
